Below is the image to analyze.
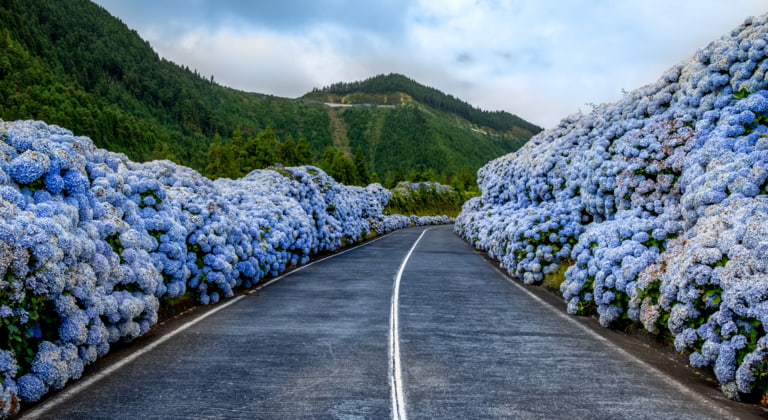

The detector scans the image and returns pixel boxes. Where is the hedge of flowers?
[456,13,768,399]
[0,119,452,417]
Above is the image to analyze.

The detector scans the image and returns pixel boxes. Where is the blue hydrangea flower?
[9,150,49,184]
[16,373,47,403]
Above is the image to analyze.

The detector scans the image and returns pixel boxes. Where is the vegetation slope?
[0,0,541,187]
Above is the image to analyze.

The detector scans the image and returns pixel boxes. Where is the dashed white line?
[390,228,431,420]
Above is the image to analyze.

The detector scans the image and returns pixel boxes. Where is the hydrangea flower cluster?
[456,13,768,397]
[0,120,451,417]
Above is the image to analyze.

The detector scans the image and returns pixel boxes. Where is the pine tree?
[227,126,244,178]
[320,146,337,171]
[331,152,356,185]
[205,133,224,178]
[353,146,370,186]
[295,137,313,165]
[279,135,297,166]
[243,126,277,171]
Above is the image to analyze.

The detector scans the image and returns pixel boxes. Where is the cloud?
[96,0,410,41]
[93,0,768,129]
[403,0,768,126]
[148,26,355,97]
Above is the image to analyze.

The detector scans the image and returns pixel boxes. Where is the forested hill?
[306,73,542,137]
[0,0,333,172]
[0,0,540,186]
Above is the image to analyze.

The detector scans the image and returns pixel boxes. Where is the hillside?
[302,74,541,185]
[322,99,531,186]
[305,73,542,137]
[456,13,768,400]
[0,0,540,185]
[0,0,333,171]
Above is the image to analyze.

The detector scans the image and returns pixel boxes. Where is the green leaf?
[733,87,752,100]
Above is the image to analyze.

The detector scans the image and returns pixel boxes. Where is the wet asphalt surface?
[21,226,763,419]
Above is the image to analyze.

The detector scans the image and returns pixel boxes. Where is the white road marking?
[390,228,431,420]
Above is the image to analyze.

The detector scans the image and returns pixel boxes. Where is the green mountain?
[0,0,332,172]
[306,73,541,138]
[302,74,541,185]
[0,0,541,186]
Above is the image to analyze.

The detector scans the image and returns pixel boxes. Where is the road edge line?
[390,227,431,420]
[488,262,733,419]
[21,295,246,419]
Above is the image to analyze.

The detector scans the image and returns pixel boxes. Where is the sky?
[91,0,767,129]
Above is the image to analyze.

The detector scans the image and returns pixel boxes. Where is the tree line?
[203,124,482,192]
[205,126,376,187]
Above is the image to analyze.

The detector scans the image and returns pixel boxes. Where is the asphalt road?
[22,226,762,419]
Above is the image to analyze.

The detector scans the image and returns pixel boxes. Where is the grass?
[542,259,574,292]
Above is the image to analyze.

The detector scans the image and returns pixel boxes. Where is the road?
[22,226,760,419]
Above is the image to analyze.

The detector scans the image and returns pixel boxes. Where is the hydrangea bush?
[0,120,451,417]
[456,14,768,398]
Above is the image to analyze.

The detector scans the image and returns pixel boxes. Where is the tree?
[320,146,337,171]
[150,141,179,163]
[331,152,356,185]
[318,146,355,184]
[458,165,475,190]
[205,133,224,178]
[243,127,278,172]
[295,137,313,165]
[384,167,407,188]
[353,146,370,186]
[227,126,245,178]
[420,168,436,182]
[279,135,297,166]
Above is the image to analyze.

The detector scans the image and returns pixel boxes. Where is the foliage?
[339,104,527,186]
[0,0,331,172]
[543,260,573,291]
[384,181,474,218]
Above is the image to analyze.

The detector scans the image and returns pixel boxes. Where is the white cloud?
[99,0,768,129]
[147,25,365,97]
[400,0,768,127]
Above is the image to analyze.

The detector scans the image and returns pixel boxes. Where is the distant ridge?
[306,73,542,136]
